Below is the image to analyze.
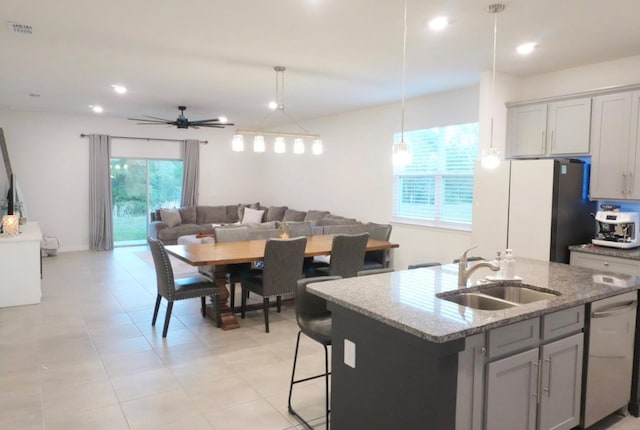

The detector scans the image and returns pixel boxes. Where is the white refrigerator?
[472,158,596,263]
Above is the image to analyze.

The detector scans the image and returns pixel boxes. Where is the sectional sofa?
[148,202,367,245]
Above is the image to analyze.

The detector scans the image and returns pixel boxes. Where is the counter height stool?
[288,276,342,429]
[148,237,220,337]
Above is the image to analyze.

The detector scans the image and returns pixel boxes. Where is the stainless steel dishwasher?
[582,291,638,428]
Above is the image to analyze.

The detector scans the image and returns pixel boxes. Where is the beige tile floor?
[1,246,639,429]
[1,246,328,429]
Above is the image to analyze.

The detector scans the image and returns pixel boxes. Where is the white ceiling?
[1,0,639,129]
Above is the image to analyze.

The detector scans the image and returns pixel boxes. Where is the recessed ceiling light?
[111,84,127,94]
[517,42,536,55]
[428,16,448,32]
[90,105,104,114]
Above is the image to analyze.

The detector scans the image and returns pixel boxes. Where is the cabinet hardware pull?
[544,358,552,397]
[533,360,541,403]
[592,300,637,318]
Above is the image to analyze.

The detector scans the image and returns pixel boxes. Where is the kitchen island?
[308,258,640,429]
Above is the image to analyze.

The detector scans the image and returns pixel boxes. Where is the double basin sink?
[437,283,561,311]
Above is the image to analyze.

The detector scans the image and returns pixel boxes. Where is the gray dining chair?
[363,222,392,270]
[308,233,370,279]
[240,237,307,332]
[147,237,220,337]
[213,225,254,309]
[288,276,341,429]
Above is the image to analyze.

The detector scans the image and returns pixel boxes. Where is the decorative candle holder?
[2,215,19,236]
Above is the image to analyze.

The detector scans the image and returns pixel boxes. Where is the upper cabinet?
[590,91,640,200]
[506,98,592,158]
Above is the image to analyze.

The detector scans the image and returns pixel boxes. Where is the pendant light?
[392,0,411,167]
[481,3,505,170]
[233,66,322,155]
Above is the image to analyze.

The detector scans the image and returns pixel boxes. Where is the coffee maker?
[592,209,640,249]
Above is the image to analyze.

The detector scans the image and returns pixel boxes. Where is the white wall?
[0,110,264,251]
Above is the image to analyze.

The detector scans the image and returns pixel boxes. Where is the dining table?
[164,234,399,330]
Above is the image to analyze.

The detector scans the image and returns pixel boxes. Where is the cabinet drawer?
[570,251,640,276]
[487,318,540,359]
[542,305,584,341]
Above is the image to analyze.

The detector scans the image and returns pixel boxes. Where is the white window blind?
[393,122,479,228]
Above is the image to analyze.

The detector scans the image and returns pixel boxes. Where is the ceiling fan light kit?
[232,66,322,155]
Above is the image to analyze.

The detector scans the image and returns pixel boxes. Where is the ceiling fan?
[128,106,233,129]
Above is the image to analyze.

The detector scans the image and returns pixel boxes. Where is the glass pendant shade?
[312,139,323,155]
[392,141,411,167]
[232,134,244,152]
[253,135,266,152]
[293,138,304,154]
[481,147,500,169]
[274,136,286,153]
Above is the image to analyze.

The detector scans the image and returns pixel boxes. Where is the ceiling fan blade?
[129,117,169,123]
[136,122,170,125]
[142,115,174,121]
[198,124,227,128]
[190,118,222,123]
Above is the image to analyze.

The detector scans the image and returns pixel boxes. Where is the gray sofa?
[148,203,367,245]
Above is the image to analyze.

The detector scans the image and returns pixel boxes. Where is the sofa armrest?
[148,221,169,240]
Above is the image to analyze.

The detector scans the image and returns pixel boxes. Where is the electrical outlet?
[344,339,356,368]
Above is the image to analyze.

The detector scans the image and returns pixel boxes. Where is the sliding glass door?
[111,158,183,246]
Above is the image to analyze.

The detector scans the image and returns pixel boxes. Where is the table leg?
[203,265,240,330]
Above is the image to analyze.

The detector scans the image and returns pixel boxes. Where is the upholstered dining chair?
[362,222,392,271]
[288,276,341,430]
[240,237,307,332]
[147,237,220,337]
[213,225,253,309]
[307,233,370,279]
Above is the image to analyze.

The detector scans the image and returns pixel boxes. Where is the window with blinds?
[392,122,479,228]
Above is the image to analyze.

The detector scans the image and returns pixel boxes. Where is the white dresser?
[0,222,43,307]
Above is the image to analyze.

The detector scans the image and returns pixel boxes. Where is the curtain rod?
[80,134,208,144]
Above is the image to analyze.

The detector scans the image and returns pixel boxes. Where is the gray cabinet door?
[538,333,584,430]
[547,98,591,155]
[508,104,548,157]
[485,348,539,430]
[590,92,632,199]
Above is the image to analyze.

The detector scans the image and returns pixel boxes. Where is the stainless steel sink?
[477,284,560,304]
[437,283,560,310]
[440,292,516,310]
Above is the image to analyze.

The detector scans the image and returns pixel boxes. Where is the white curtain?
[89,134,113,250]
[180,139,200,207]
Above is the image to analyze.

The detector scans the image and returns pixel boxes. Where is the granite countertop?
[569,243,640,260]
[308,258,640,344]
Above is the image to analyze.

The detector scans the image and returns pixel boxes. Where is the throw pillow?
[304,210,330,222]
[266,206,288,222]
[242,207,265,224]
[283,208,306,222]
[237,202,261,221]
[159,208,182,227]
[178,206,196,224]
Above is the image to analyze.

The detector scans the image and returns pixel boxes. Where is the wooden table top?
[165,234,399,266]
